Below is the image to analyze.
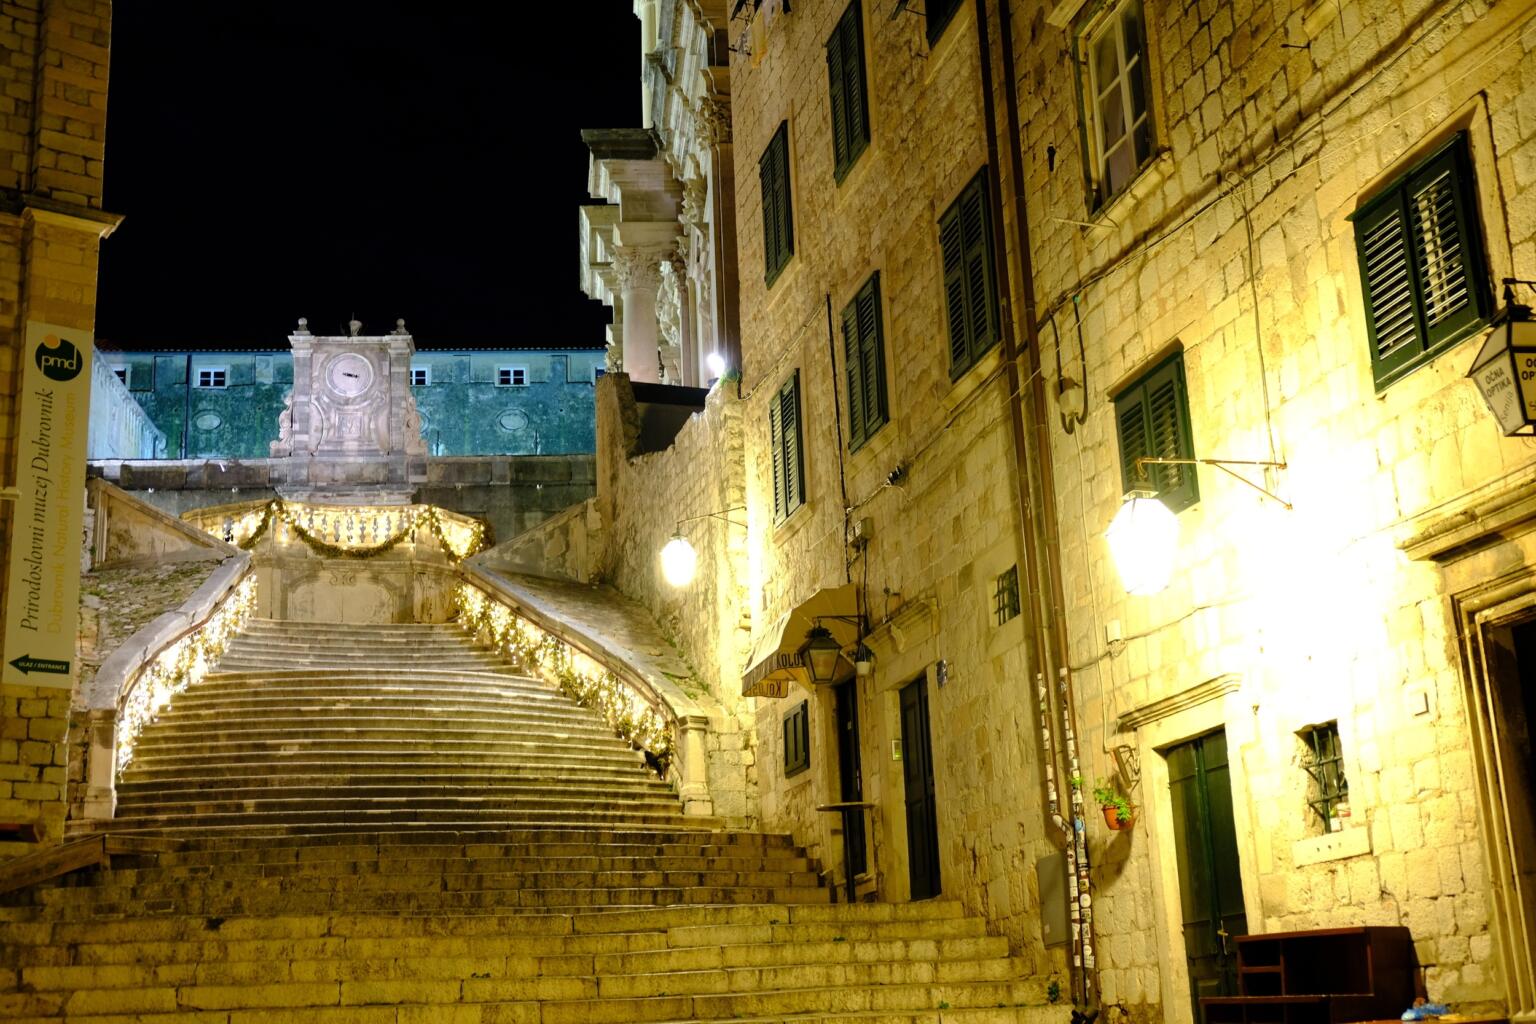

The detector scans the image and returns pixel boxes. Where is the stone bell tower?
[269,317,428,502]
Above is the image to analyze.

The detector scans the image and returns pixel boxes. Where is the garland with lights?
[454,583,675,773]
[210,499,489,564]
[115,573,258,777]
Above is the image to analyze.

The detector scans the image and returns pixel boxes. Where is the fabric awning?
[741,584,860,698]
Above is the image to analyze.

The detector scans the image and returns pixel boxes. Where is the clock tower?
[270,317,428,501]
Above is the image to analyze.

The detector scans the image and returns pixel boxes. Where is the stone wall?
[89,454,596,552]
[0,0,117,858]
[1012,0,1536,1014]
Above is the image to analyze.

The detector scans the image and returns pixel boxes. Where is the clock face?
[324,353,374,398]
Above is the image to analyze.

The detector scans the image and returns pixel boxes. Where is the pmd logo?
[34,335,82,382]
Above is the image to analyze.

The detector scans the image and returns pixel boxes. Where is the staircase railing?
[455,565,716,817]
[80,560,258,820]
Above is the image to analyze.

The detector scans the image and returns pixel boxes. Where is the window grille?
[994,566,1020,625]
[1300,722,1349,831]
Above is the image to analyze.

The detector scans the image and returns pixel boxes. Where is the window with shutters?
[939,170,1000,380]
[784,700,810,777]
[926,0,964,42]
[827,1,870,182]
[1352,133,1491,389]
[841,273,888,451]
[759,121,795,286]
[1114,351,1198,513]
[769,371,806,524]
[1077,0,1154,210]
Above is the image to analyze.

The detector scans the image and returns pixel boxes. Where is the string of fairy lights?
[190,499,489,563]
[454,583,676,771]
[115,573,258,777]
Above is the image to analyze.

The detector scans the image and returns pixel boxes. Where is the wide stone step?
[191,670,547,692]
[108,852,815,881]
[113,792,688,818]
[140,714,625,742]
[126,735,650,759]
[115,778,675,801]
[159,690,586,715]
[75,809,701,837]
[118,764,665,787]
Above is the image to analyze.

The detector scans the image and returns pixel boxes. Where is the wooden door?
[1168,729,1247,1023]
[900,676,941,900]
[834,681,867,878]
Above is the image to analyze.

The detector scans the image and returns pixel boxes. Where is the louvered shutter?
[760,123,794,284]
[1409,143,1483,348]
[769,387,786,521]
[960,178,997,365]
[774,127,794,271]
[780,373,804,516]
[940,204,971,374]
[856,274,886,442]
[842,297,865,447]
[832,1,868,180]
[1355,194,1420,382]
[827,18,849,176]
[1115,353,1198,512]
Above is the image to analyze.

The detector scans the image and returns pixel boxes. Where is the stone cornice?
[0,190,124,237]
[1117,673,1242,732]
[1400,469,1536,564]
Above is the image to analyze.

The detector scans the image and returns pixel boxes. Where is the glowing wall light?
[1105,491,1180,596]
[659,532,698,587]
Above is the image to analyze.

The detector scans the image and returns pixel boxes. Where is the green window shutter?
[941,171,1000,379]
[841,296,866,447]
[784,701,810,776]
[940,204,971,374]
[828,1,868,182]
[760,122,794,286]
[841,272,887,451]
[771,372,804,523]
[1115,352,1198,512]
[1354,133,1490,388]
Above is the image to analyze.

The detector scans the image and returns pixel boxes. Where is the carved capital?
[613,245,671,292]
[681,177,708,228]
[700,95,732,146]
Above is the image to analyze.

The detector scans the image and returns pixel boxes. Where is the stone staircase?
[1,618,1055,1022]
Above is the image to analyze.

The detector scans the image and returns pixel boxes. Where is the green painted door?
[1167,730,1247,1023]
[900,676,941,900]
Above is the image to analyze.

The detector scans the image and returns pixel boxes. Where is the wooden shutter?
[1115,353,1198,512]
[769,386,786,521]
[841,273,887,451]
[960,177,997,366]
[781,372,804,515]
[760,123,794,284]
[1354,133,1489,388]
[827,0,868,182]
[841,296,865,447]
[940,203,971,374]
[827,15,848,175]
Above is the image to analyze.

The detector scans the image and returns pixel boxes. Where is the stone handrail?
[457,560,715,816]
[81,554,257,820]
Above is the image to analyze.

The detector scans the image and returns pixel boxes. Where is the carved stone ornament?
[681,178,708,228]
[700,95,732,146]
[613,246,668,292]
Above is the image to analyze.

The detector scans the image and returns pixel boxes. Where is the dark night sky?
[96,4,634,351]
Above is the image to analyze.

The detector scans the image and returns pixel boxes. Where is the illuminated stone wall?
[0,0,116,857]
[1016,0,1536,1016]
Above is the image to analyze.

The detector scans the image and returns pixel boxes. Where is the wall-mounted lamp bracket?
[674,505,748,530]
[1134,456,1291,510]
[890,0,927,20]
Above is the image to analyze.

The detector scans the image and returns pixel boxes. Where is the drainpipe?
[973,0,1097,1007]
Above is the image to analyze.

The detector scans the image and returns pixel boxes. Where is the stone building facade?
[580,0,740,387]
[581,0,1536,1021]
[0,0,118,853]
[98,342,606,458]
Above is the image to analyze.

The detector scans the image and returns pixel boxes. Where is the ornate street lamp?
[1105,490,1180,596]
[1467,283,1536,436]
[798,625,844,684]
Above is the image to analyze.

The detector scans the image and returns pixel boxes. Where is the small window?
[841,272,888,450]
[994,566,1020,626]
[759,121,795,286]
[926,0,963,41]
[1353,133,1491,389]
[1299,722,1349,832]
[196,367,228,389]
[111,366,129,387]
[769,371,806,524]
[593,367,607,383]
[1079,0,1154,208]
[497,366,528,387]
[783,700,810,777]
[939,170,1001,379]
[827,0,870,182]
[1115,351,1198,512]
[410,366,430,387]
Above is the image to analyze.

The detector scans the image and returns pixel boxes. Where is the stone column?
[613,245,667,384]
[703,94,741,375]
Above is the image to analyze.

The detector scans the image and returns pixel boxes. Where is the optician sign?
[3,322,92,689]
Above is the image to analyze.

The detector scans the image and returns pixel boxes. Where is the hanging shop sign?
[3,322,93,689]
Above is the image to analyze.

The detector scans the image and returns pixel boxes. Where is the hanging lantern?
[798,625,844,684]
[1467,298,1536,435]
[659,532,698,587]
[1106,490,1179,596]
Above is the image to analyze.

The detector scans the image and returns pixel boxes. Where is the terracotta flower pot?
[1103,804,1135,830]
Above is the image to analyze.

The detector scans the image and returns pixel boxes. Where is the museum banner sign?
[3,322,92,689]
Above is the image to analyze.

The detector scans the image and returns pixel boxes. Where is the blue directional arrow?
[7,654,69,676]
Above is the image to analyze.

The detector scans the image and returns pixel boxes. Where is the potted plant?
[1093,780,1135,830]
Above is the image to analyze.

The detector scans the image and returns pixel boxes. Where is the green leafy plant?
[1093,779,1133,824]
[1047,978,1062,1003]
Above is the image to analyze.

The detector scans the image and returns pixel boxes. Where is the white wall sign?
[3,322,93,689]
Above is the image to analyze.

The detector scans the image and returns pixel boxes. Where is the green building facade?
[99,348,605,459]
